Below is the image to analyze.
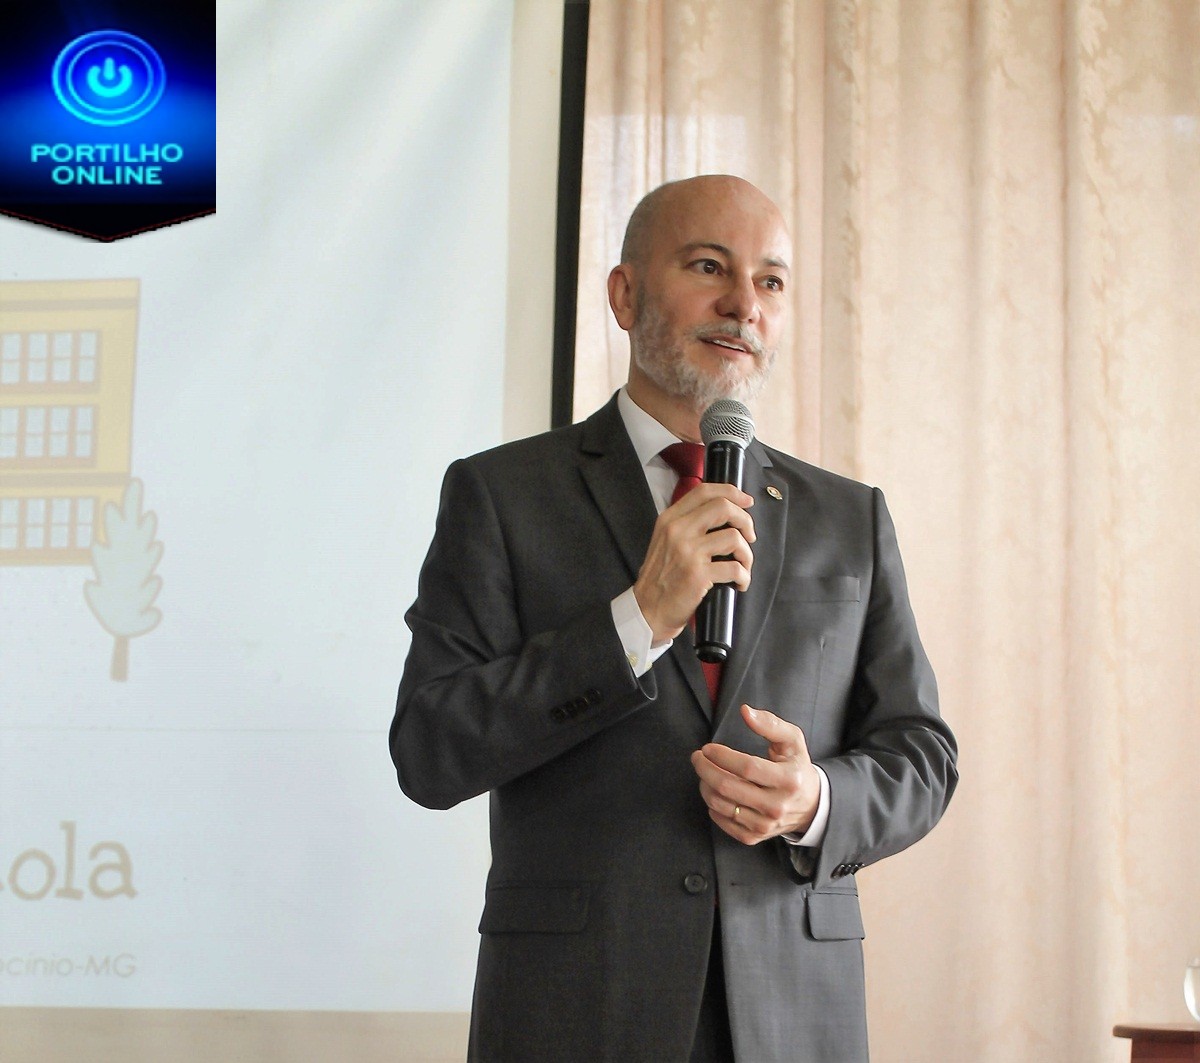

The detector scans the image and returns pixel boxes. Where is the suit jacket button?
[585,688,602,703]
[551,706,568,721]
[682,873,708,894]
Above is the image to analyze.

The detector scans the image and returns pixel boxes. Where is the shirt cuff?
[780,764,830,848]
[611,587,672,678]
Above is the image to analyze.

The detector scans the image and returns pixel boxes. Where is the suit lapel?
[577,397,658,582]
[668,623,716,723]
[578,396,713,721]
[714,440,786,725]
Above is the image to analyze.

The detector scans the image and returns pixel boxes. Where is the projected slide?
[0,0,514,1012]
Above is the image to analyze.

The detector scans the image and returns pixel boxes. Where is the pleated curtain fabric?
[575,3,1200,1059]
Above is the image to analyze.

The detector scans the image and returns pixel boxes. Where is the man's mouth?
[700,334,757,356]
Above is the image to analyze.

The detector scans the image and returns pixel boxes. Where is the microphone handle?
[695,441,746,664]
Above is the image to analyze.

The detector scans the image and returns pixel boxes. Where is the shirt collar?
[616,387,682,469]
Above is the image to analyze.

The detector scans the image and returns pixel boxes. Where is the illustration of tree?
[84,478,163,681]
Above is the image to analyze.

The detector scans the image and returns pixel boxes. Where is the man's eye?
[763,276,784,292]
[692,259,721,274]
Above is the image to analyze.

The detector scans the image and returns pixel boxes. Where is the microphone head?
[700,398,755,448]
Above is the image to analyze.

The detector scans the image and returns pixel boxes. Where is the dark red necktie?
[660,443,723,704]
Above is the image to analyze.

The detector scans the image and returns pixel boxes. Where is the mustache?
[690,324,766,358]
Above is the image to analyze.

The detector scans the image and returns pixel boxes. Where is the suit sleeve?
[793,487,958,888]
[390,457,656,809]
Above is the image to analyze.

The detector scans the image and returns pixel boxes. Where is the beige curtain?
[575,2,1200,1060]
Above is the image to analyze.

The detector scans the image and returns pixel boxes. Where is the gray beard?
[630,306,776,415]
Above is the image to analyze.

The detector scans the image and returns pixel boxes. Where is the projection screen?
[0,0,562,1052]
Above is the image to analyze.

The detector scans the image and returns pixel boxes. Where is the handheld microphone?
[695,398,756,664]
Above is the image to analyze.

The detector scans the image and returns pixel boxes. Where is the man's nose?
[715,273,760,323]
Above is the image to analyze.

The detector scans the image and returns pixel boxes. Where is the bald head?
[607,174,792,433]
[619,175,788,268]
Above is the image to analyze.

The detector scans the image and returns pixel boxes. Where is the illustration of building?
[0,279,138,566]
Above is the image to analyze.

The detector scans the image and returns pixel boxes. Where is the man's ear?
[607,264,636,331]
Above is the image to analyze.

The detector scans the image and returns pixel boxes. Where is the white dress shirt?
[608,387,829,849]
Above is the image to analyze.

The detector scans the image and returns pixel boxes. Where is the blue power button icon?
[52,30,166,126]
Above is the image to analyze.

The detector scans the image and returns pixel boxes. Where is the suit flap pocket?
[479,883,590,934]
[807,891,865,940]
[777,575,861,603]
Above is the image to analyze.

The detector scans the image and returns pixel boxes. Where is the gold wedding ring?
[733,805,741,818]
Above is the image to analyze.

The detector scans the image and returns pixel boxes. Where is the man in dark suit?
[391,175,957,1062]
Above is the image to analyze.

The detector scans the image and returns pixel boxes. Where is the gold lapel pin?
[766,486,783,500]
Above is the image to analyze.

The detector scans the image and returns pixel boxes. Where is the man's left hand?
[690,704,821,845]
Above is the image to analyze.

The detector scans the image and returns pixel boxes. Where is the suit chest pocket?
[775,575,860,604]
